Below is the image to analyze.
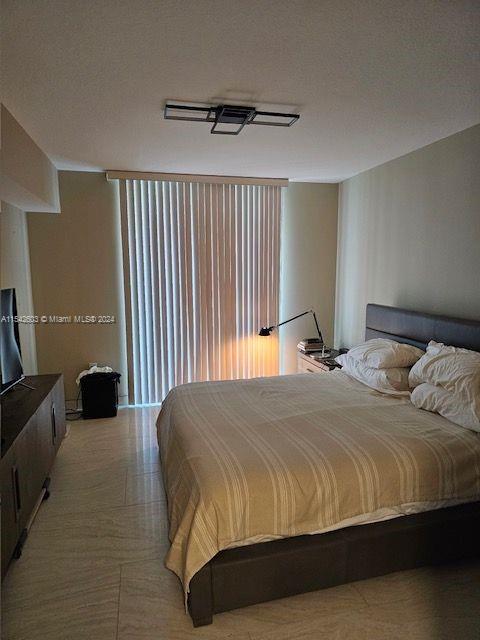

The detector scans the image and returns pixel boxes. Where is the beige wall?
[0,105,60,213]
[28,174,339,400]
[28,171,127,401]
[280,183,338,374]
[0,202,38,374]
[335,124,480,348]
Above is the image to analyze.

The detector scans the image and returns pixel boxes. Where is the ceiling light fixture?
[164,102,300,135]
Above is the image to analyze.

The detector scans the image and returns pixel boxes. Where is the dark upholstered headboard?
[365,304,480,352]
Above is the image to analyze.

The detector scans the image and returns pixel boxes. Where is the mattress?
[157,371,480,596]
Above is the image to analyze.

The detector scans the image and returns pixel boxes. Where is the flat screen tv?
[1,288,24,394]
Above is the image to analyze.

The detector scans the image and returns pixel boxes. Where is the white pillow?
[410,383,480,433]
[346,338,424,369]
[336,353,410,395]
[408,341,480,410]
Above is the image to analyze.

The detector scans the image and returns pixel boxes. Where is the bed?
[157,304,480,626]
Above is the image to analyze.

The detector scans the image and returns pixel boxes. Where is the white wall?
[335,124,480,348]
[280,183,338,374]
[0,105,60,213]
[0,202,38,374]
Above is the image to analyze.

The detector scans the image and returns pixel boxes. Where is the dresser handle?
[51,403,57,445]
[11,466,21,517]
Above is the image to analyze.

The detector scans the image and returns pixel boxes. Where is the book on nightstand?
[297,339,331,356]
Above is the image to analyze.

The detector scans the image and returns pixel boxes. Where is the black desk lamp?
[259,309,324,343]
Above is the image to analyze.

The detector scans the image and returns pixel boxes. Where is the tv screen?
[1,288,24,394]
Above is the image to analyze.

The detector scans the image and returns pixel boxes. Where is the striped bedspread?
[157,371,480,595]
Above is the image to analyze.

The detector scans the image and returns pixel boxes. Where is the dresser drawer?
[297,349,341,373]
[297,353,329,373]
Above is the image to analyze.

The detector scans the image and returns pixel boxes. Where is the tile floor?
[2,406,479,639]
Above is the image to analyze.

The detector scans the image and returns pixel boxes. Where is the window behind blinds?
[120,179,281,404]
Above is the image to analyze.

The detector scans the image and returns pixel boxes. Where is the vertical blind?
[120,179,281,404]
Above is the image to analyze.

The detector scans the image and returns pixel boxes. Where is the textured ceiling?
[2,0,479,181]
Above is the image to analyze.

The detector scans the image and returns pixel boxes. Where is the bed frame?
[187,304,480,627]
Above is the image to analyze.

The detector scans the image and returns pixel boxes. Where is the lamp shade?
[258,309,323,342]
[258,326,273,336]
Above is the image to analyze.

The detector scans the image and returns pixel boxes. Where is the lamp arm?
[311,311,324,343]
[272,309,324,342]
[274,309,311,329]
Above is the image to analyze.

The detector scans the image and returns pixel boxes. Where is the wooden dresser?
[1,374,66,577]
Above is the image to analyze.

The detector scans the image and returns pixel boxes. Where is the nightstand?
[297,349,341,373]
